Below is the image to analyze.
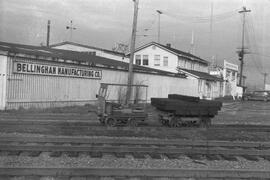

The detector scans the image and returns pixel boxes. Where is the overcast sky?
[1,0,270,88]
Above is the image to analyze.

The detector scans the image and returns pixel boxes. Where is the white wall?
[134,45,179,73]
[134,45,209,73]
[53,44,129,63]
[0,55,7,110]
[134,73,198,99]
[5,56,198,109]
[265,84,270,90]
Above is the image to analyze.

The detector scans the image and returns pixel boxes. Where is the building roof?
[179,68,223,81]
[132,42,209,65]
[50,41,125,57]
[0,41,186,78]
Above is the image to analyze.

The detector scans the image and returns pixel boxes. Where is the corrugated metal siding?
[5,56,198,109]
[6,57,101,109]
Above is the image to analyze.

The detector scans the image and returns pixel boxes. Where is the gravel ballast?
[1,152,270,170]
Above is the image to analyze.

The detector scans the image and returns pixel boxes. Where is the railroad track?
[1,135,270,161]
[1,135,270,179]
[1,119,270,143]
[0,167,269,179]
[1,118,270,130]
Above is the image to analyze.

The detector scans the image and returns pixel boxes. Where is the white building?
[50,41,129,63]
[210,60,244,98]
[132,42,223,99]
[133,42,209,73]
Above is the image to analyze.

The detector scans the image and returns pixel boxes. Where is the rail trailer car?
[96,83,222,127]
[151,94,222,127]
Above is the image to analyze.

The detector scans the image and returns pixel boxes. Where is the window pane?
[135,55,141,65]
[143,55,148,65]
[178,59,185,68]
[154,55,160,66]
[163,56,168,66]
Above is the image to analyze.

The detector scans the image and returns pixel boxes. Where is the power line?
[162,9,240,24]
[251,52,270,58]
[244,13,264,73]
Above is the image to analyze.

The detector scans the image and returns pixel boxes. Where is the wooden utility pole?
[126,0,139,104]
[263,73,268,90]
[46,20,51,47]
[157,10,162,43]
[238,6,251,86]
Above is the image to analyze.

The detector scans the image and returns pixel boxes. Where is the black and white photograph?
[0,0,270,179]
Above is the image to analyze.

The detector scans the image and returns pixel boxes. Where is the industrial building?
[0,41,201,110]
[52,41,223,100]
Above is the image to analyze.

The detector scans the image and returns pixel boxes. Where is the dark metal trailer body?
[151,94,222,127]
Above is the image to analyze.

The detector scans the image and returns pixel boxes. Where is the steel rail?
[0,136,270,149]
[1,120,270,130]
[0,167,269,179]
[0,143,269,156]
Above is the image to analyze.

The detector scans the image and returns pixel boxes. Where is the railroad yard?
[2,0,270,179]
[0,101,269,179]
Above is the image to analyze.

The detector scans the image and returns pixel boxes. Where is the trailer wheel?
[99,118,105,125]
[129,118,138,127]
[200,117,211,127]
[169,117,182,127]
[106,117,117,127]
[161,119,169,126]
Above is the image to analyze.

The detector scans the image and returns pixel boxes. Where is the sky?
[0,0,270,89]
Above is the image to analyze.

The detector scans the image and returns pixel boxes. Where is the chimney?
[166,43,171,48]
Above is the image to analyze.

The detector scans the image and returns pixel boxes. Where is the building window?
[186,61,191,69]
[163,56,168,66]
[191,62,194,70]
[154,55,160,66]
[178,58,185,68]
[135,55,141,65]
[143,55,149,65]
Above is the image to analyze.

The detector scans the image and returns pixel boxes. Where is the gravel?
[1,153,270,170]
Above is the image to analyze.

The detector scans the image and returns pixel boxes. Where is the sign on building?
[13,61,102,79]
[223,60,238,97]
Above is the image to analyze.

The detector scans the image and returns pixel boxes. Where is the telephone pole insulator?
[66,20,77,41]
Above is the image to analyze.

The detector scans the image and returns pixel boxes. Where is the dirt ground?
[1,100,270,126]
[213,100,270,125]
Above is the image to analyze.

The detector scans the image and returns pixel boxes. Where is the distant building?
[132,42,223,99]
[210,60,246,98]
[50,41,129,63]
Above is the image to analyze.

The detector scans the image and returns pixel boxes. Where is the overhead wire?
[162,9,240,24]
[244,14,264,73]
